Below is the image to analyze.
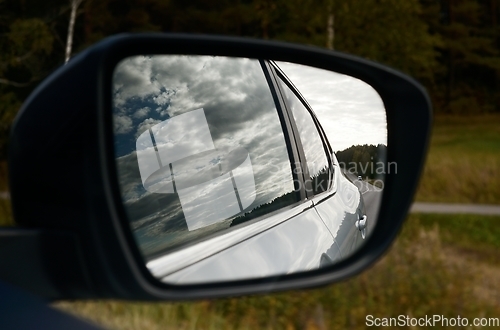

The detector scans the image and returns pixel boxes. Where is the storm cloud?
[112,56,297,259]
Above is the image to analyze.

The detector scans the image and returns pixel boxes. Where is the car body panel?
[161,201,339,284]
[156,172,365,284]
[147,200,315,279]
[313,175,365,259]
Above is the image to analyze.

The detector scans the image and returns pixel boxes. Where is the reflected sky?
[112,56,297,259]
[278,78,328,178]
[276,61,387,151]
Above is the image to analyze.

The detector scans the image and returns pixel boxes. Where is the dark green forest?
[1,0,500,160]
[336,144,388,179]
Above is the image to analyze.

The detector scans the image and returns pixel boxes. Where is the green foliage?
[431,0,500,113]
[1,17,55,82]
[417,213,500,262]
[0,91,21,159]
[7,19,53,57]
[0,1,59,160]
[416,114,500,204]
[0,0,499,162]
[335,144,387,179]
[80,0,167,45]
[333,0,443,83]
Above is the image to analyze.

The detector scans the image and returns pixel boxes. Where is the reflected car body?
[145,61,367,284]
[155,172,366,284]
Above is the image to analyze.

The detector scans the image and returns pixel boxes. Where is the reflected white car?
[113,58,371,284]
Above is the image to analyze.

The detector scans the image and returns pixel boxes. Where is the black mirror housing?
[6,34,432,300]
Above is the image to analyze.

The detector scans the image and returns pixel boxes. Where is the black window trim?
[268,61,335,198]
[259,60,307,201]
[266,62,313,197]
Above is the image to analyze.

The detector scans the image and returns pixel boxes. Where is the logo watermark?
[267,159,392,194]
[338,160,397,175]
[135,108,257,231]
[366,314,500,327]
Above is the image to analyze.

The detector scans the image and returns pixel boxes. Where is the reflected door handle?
[355,215,367,239]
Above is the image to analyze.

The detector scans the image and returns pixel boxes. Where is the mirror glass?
[112,55,386,285]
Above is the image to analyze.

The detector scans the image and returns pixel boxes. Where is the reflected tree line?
[336,144,388,180]
[135,189,298,260]
[231,165,330,227]
[134,163,330,259]
[230,191,297,227]
[140,163,330,255]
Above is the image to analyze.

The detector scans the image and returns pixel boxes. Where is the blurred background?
[1,0,499,328]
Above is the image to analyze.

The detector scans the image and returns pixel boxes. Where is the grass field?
[1,115,499,328]
[415,114,500,204]
[55,213,500,329]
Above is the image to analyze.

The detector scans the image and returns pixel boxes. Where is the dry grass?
[417,152,500,204]
[415,114,500,204]
[55,214,500,330]
[1,115,499,328]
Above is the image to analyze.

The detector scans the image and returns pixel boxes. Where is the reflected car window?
[112,56,298,260]
[278,77,331,195]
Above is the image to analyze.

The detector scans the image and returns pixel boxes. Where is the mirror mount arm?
[0,229,94,300]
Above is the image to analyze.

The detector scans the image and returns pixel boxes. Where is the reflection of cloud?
[134,108,257,231]
[116,151,148,203]
[136,118,161,138]
[133,107,150,119]
[153,91,173,106]
[113,56,296,257]
[279,79,327,177]
[276,62,387,151]
[114,57,294,203]
[178,173,240,230]
[113,57,160,109]
[152,109,215,168]
[114,114,133,134]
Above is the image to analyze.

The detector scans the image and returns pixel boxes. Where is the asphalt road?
[411,202,500,215]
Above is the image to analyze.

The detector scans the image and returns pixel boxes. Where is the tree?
[332,0,443,83]
[435,0,500,113]
[0,0,58,159]
[65,0,84,63]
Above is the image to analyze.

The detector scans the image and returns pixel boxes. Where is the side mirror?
[5,34,431,300]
